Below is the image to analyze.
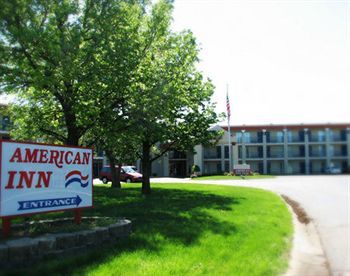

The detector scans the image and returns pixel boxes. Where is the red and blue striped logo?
[65,170,89,188]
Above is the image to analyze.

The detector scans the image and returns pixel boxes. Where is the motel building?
[149,123,350,177]
[1,106,349,178]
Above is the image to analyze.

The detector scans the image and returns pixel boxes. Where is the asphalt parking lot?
[152,175,350,276]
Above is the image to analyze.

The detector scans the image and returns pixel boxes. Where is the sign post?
[74,209,82,224]
[2,217,11,238]
[0,140,93,237]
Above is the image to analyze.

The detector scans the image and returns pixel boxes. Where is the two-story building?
[151,123,350,176]
[3,104,348,177]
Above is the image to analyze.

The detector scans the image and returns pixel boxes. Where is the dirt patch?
[282,195,311,224]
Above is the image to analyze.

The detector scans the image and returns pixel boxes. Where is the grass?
[5,183,292,276]
[192,174,275,180]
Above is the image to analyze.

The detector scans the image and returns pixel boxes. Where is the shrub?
[191,165,200,174]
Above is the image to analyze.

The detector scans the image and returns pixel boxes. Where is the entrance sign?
[0,141,93,217]
[233,164,251,176]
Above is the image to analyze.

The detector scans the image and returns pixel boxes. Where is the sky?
[1,0,349,126]
[171,0,350,125]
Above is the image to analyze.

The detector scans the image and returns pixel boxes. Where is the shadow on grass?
[95,187,240,248]
[6,186,243,275]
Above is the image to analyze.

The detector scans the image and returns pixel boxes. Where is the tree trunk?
[60,87,81,146]
[141,142,152,195]
[66,129,80,146]
[66,116,80,146]
[107,152,121,189]
[116,163,122,185]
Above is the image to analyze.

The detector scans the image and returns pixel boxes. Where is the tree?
[0,0,220,197]
[84,121,140,189]
[80,0,169,188]
[0,0,145,146]
[127,2,220,194]
[1,0,91,145]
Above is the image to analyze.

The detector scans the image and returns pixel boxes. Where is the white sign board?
[0,141,93,217]
[233,164,251,175]
[233,164,251,170]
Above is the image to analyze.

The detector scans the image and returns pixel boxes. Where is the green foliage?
[117,1,221,193]
[0,0,106,144]
[130,27,220,152]
[0,0,221,193]
[191,164,200,173]
[81,0,178,168]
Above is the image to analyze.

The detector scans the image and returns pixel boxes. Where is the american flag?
[226,92,231,119]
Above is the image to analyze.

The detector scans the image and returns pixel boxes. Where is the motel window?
[224,146,229,159]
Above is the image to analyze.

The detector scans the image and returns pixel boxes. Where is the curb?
[283,199,330,276]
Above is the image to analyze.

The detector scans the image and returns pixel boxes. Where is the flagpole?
[227,84,233,172]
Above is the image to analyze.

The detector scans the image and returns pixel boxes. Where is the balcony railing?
[330,152,347,157]
[309,152,326,157]
[329,136,346,142]
[288,152,305,158]
[309,136,326,142]
[287,137,304,143]
[267,153,284,158]
[267,137,284,143]
[246,153,263,158]
[244,138,263,144]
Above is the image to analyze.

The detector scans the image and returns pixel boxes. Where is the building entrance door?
[169,161,187,177]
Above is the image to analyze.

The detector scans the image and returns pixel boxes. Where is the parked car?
[325,167,341,174]
[99,166,142,183]
[123,165,138,172]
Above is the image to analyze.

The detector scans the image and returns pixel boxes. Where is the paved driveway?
[152,175,350,276]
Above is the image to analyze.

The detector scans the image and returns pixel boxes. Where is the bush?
[224,172,234,176]
[191,165,200,174]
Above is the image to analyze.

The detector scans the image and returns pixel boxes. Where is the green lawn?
[193,175,275,180]
[8,183,292,276]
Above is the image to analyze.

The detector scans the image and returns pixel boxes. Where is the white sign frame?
[0,140,93,218]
